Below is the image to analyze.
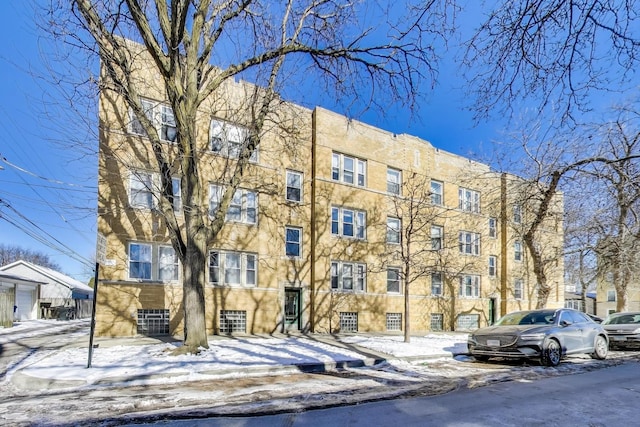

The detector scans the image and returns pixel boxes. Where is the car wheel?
[591,335,608,360]
[541,339,561,367]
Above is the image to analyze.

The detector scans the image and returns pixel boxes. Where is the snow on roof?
[0,270,45,285]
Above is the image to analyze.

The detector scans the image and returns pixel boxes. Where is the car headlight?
[520,333,546,341]
[633,328,640,334]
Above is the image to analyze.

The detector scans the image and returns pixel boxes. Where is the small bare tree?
[49,0,454,351]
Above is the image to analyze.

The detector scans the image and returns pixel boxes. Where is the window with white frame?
[160,105,177,142]
[431,180,443,205]
[387,167,401,195]
[458,187,480,213]
[129,242,152,280]
[459,274,480,298]
[514,279,524,300]
[158,246,179,281]
[459,231,481,256]
[209,250,257,287]
[387,268,401,293]
[128,98,177,142]
[488,217,497,238]
[171,178,182,212]
[210,119,257,162]
[331,152,366,186]
[286,170,303,202]
[330,261,366,292]
[129,172,154,209]
[514,240,523,261]
[128,242,178,281]
[488,256,497,277]
[387,217,401,244]
[285,226,302,257]
[209,185,257,224]
[129,171,181,212]
[431,272,443,296]
[331,207,366,239]
[129,98,155,136]
[607,290,616,302]
[431,225,443,250]
[513,204,522,223]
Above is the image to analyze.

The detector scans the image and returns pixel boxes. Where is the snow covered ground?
[1,319,469,389]
[2,319,635,426]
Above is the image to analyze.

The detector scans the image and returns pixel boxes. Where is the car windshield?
[603,314,640,325]
[495,311,556,326]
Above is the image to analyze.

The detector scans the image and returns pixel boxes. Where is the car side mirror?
[560,320,571,327]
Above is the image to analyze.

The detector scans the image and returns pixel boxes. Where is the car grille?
[476,335,518,347]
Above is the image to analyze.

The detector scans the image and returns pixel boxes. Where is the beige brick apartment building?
[96,46,564,338]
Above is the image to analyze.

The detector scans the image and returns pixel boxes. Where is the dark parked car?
[601,312,640,349]
[467,308,609,367]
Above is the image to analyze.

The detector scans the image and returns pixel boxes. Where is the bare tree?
[0,244,62,271]
[49,0,454,351]
[465,0,640,123]
[587,113,640,311]
[381,172,440,342]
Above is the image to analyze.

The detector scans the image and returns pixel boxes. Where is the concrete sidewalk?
[9,331,464,391]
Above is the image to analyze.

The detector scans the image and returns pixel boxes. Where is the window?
[459,274,480,298]
[514,241,523,261]
[210,119,256,162]
[431,180,443,205]
[129,98,177,143]
[160,105,177,142]
[607,290,616,302]
[387,167,401,194]
[285,226,302,257]
[457,314,479,330]
[488,256,497,277]
[386,313,402,331]
[340,312,359,332]
[158,246,178,281]
[331,261,366,292]
[430,313,444,331]
[129,98,155,136]
[137,309,170,336]
[128,242,180,281]
[209,185,258,224]
[513,204,522,223]
[431,272,443,296]
[129,172,154,209]
[129,243,152,280]
[431,225,443,250]
[286,170,303,202]
[332,153,366,186]
[488,217,497,238]
[458,187,480,213]
[209,251,257,287]
[387,268,401,293]
[459,231,480,255]
[219,310,247,334]
[387,217,401,244]
[514,279,524,300]
[331,207,366,239]
[171,178,182,212]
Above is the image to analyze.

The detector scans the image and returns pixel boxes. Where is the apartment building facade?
[95,46,565,338]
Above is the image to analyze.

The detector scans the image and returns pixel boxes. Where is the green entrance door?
[284,288,301,330]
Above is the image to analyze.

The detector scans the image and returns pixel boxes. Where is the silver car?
[468,308,609,367]
[601,312,640,349]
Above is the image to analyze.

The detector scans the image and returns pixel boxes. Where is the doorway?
[284,288,301,331]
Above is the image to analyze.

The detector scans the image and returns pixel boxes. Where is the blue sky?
[0,1,503,282]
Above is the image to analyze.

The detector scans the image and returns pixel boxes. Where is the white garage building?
[0,271,43,325]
